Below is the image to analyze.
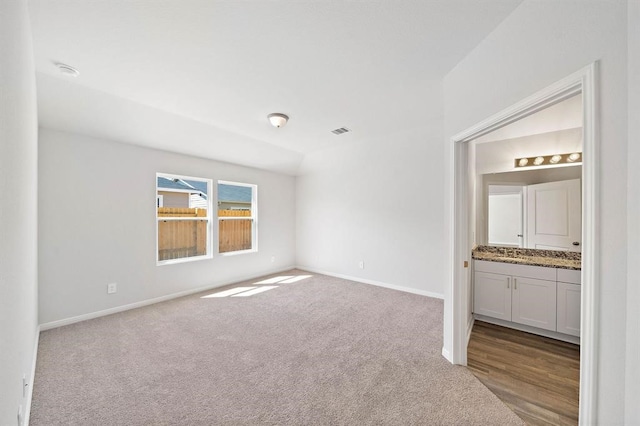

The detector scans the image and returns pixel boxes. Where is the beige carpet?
[31,270,523,425]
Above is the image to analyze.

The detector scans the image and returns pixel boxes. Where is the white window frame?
[217,180,258,256]
[156,173,213,265]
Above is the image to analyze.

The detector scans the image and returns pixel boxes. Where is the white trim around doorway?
[446,62,599,425]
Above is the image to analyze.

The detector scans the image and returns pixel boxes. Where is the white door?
[511,276,557,331]
[487,185,524,247]
[473,272,512,321]
[527,179,581,251]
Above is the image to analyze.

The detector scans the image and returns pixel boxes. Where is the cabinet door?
[557,282,581,336]
[473,272,511,321]
[511,276,557,331]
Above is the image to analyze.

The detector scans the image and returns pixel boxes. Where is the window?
[217,181,257,254]
[156,173,212,264]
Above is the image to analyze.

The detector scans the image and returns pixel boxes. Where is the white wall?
[296,84,445,297]
[475,128,583,175]
[626,0,640,423]
[38,128,296,325]
[443,1,628,422]
[0,0,39,424]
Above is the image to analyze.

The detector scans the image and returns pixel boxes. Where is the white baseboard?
[467,316,475,346]
[39,266,296,331]
[441,347,452,363]
[474,314,580,345]
[24,325,39,426]
[296,266,444,299]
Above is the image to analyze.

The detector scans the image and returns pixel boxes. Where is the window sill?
[219,249,258,257]
[157,254,213,266]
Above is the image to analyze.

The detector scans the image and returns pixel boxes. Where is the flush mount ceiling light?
[515,152,583,169]
[267,113,289,128]
[54,62,80,77]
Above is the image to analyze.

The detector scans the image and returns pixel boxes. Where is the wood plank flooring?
[467,321,580,425]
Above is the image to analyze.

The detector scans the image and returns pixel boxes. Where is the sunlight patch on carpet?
[231,286,278,297]
[201,287,256,298]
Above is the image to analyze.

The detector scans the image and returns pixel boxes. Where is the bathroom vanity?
[472,246,581,343]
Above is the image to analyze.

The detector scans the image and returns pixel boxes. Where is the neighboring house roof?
[157,177,207,199]
[157,178,251,204]
[189,180,208,195]
[218,184,252,203]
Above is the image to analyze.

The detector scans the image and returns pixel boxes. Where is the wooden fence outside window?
[157,207,252,260]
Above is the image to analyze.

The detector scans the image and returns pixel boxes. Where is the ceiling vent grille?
[331,127,351,135]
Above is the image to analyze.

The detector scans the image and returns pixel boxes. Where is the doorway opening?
[448,63,598,423]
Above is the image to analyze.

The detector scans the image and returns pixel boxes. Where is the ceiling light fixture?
[267,113,289,128]
[54,62,80,77]
[515,152,583,169]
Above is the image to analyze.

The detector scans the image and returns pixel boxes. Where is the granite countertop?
[472,245,581,270]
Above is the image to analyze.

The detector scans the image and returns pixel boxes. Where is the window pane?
[157,174,211,263]
[218,182,255,254]
[219,218,253,253]
[217,183,252,211]
[158,219,208,261]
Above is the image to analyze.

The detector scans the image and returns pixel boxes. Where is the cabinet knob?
[572,242,580,246]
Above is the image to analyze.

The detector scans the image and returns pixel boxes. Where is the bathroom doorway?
[447,64,599,423]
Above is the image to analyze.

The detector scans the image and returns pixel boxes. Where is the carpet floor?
[31,270,523,425]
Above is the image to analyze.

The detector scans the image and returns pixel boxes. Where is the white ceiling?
[29,0,522,175]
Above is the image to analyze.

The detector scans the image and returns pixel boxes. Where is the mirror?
[483,167,582,251]
[472,93,583,252]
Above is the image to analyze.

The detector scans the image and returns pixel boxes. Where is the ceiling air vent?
[331,127,351,135]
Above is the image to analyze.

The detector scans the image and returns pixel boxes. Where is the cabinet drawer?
[474,260,556,281]
[557,268,581,285]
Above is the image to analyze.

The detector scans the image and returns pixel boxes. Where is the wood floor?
[467,321,580,425]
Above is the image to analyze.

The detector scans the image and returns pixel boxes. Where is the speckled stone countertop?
[472,245,581,270]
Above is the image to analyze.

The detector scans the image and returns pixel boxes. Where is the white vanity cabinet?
[557,269,582,337]
[510,276,557,331]
[474,260,557,332]
[474,272,512,321]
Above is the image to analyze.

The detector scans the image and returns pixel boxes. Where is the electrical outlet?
[107,283,117,294]
[358,260,364,269]
[270,255,275,263]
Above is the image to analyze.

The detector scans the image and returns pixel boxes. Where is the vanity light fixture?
[267,113,289,128]
[515,152,582,169]
[567,152,581,162]
[550,154,562,164]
